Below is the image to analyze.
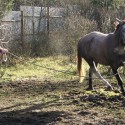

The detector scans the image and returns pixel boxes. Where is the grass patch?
[0,56,78,83]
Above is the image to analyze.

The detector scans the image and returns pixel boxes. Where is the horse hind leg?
[87,62,98,90]
[86,67,93,90]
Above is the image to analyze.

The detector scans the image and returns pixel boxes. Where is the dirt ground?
[0,78,125,125]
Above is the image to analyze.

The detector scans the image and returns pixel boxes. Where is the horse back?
[78,31,113,65]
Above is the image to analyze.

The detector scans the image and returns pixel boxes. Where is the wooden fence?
[1,6,67,42]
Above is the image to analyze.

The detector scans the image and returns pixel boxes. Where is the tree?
[88,0,125,32]
[0,0,14,18]
[91,0,125,9]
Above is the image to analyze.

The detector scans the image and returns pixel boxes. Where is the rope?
[6,51,123,80]
[32,62,120,79]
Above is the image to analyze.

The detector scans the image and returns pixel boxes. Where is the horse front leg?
[112,68,125,94]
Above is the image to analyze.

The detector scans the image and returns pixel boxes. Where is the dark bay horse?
[77,20,125,94]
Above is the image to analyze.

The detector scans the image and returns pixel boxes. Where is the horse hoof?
[122,92,125,96]
[113,89,120,93]
[86,87,94,91]
[105,86,113,91]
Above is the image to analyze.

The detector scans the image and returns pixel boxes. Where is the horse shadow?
[0,98,70,125]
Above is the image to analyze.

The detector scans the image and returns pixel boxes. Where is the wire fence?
[0,24,11,49]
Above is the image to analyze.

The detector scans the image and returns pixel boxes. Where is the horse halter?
[113,22,125,55]
[121,24,125,45]
[115,19,125,44]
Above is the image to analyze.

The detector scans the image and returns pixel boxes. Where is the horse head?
[113,19,125,55]
[115,18,125,45]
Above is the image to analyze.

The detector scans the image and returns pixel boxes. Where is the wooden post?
[32,5,35,40]
[46,3,49,34]
[38,6,42,34]
[21,11,24,52]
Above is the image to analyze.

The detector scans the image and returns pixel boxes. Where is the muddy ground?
[0,78,125,125]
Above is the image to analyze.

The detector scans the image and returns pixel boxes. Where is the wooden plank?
[1,20,20,22]
[21,11,24,53]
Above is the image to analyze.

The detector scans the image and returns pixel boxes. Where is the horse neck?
[113,30,122,46]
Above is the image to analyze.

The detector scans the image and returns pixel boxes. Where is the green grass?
[0,56,77,83]
[0,56,125,124]
[0,55,124,85]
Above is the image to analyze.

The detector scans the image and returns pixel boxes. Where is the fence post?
[46,4,49,34]
[21,11,24,53]
[32,5,35,40]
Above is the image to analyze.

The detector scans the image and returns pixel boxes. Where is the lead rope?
[6,51,122,80]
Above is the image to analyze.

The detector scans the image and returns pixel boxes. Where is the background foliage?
[0,0,125,57]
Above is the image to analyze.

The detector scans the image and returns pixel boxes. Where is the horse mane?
[114,19,125,32]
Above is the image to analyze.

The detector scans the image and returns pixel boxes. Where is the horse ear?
[116,18,122,23]
[114,21,119,30]
[122,20,125,23]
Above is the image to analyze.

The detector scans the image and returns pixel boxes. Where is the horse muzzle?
[122,34,125,45]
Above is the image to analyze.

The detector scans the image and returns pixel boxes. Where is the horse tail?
[77,48,84,83]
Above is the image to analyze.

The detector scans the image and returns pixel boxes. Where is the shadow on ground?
[0,79,125,125]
